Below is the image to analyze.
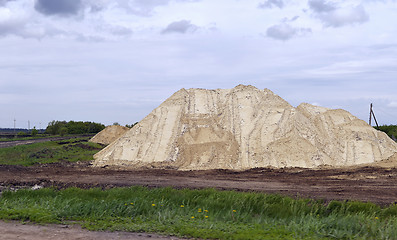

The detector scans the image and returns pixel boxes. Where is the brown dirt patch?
[1,162,397,205]
[0,220,183,240]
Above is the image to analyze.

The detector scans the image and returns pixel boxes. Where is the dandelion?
[191,216,195,219]
[125,203,128,206]
[205,216,209,218]
[180,205,184,208]
[152,203,156,207]
[198,208,202,213]
[233,210,237,213]
[204,209,208,212]
[375,217,379,220]
[130,203,134,205]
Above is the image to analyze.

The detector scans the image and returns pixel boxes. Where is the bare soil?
[1,162,397,205]
[0,220,183,240]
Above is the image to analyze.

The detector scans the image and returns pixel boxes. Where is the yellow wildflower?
[205,216,209,218]
[233,210,237,212]
[375,217,379,220]
[191,216,195,219]
[152,203,156,206]
[180,205,184,208]
[204,209,208,212]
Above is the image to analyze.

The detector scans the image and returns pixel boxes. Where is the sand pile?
[93,85,397,170]
[89,125,129,145]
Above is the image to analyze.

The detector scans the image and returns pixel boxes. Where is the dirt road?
[0,221,183,240]
[1,162,397,205]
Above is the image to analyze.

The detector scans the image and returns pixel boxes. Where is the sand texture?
[93,85,397,170]
[89,125,129,145]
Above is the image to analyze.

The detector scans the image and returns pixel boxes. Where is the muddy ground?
[1,161,397,205]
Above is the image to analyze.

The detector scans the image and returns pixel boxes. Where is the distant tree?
[59,127,68,136]
[113,122,120,126]
[45,120,67,135]
[31,127,38,137]
[66,121,87,134]
[45,120,105,135]
[87,122,105,133]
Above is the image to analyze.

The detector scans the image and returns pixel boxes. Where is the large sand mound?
[89,125,129,145]
[93,85,397,170]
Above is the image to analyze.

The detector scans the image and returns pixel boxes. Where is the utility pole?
[369,103,379,128]
[28,120,30,130]
[14,118,16,133]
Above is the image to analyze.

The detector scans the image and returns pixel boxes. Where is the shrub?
[31,127,38,137]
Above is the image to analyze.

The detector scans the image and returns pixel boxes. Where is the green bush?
[31,127,38,136]
[17,131,26,137]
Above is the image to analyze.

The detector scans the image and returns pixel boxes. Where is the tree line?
[45,121,105,135]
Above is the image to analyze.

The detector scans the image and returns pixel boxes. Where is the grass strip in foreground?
[1,186,397,239]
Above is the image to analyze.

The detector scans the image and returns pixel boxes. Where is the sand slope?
[93,85,397,170]
[89,125,129,145]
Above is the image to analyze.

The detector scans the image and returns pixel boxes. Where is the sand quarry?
[2,85,397,238]
[93,85,397,170]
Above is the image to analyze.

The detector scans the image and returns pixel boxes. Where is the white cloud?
[0,0,14,6]
[266,23,311,41]
[0,1,44,38]
[258,0,284,9]
[308,0,369,27]
[35,0,82,17]
[161,20,198,34]
[308,0,336,13]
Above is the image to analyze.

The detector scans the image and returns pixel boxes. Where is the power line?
[375,106,397,120]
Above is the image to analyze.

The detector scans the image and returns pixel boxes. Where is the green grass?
[1,186,397,239]
[0,134,95,142]
[0,137,104,166]
[0,135,51,142]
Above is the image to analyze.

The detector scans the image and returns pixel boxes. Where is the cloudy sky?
[1,0,396,129]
